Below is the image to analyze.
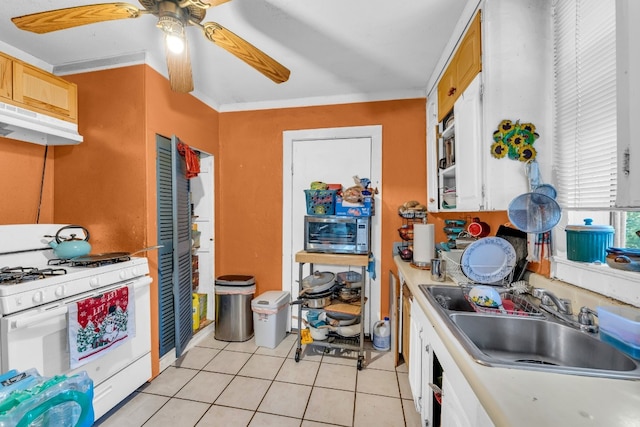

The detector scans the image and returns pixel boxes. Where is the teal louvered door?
[172,135,194,357]
[156,135,193,358]
[157,136,175,357]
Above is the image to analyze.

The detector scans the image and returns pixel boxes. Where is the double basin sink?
[419,285,640,380]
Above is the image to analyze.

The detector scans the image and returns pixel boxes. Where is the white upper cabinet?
[429,73,484,212]
[427,0,553,212]
[452,74,483,211]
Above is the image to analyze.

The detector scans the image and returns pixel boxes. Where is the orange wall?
[218,100,428,314]
[61,65,219,377]
[217,102,524,316]
[58,65,217,251]
[0,137,55,224]
[53,66,147,249]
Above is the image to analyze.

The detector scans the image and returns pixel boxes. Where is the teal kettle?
[46,225,91,259]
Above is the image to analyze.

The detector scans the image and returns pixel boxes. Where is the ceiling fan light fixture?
[165,32,185,54]
[157,14,185,54]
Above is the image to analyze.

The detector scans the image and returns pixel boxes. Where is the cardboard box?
[335,195,374,217]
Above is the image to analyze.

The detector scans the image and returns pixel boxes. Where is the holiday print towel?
[68,284,136,369]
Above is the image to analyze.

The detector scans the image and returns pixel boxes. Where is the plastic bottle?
[372,317,391,351]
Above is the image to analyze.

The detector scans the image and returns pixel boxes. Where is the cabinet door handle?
[448,87,457,96]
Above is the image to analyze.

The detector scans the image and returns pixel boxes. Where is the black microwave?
[304,215,371,254]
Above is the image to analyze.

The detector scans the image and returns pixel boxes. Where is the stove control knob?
[132,267,140,276]
[32,291,43,304]
[90,277,100,287]
[55,286,65,298]
[15,296,23,306]
[120,270,127,280]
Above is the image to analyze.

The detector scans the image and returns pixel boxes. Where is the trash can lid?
[251,291,290,309]
[215,275,255,286]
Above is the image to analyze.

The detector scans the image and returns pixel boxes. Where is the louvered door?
[156,134,193,358]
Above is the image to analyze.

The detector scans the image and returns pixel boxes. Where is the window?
[551,0,640,302]
[553,0,617,210]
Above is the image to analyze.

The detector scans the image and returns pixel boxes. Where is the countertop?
[395,256,640,427]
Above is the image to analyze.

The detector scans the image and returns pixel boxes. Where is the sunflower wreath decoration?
[491,119,539,161]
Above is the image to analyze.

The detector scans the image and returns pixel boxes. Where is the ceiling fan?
[11,0,291,93]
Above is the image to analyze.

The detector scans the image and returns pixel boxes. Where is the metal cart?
[293,251,368,370]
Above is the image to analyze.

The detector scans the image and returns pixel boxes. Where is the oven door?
[0,276,151,386]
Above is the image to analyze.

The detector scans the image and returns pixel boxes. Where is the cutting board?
[324,298,367,315]
[496,225,528,280]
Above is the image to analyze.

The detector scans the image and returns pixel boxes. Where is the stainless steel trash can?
[214,275,256,342]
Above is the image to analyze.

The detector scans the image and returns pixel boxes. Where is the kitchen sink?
[422,285,476,312]
[450,313,640,378]
[419,284,640,380]
[420,284,543,316]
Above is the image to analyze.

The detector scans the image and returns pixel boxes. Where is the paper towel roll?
[413,223,435,266]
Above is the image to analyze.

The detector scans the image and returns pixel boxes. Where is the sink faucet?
[531,288,599,333]
[532,288,572,314]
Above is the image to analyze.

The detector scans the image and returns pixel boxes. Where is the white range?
[0,224,152,420]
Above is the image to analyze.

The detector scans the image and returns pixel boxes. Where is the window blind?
[553,0,617,209]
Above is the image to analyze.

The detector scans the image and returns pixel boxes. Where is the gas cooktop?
[0,224,151,315]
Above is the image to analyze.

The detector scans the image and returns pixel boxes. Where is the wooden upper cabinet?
[0,51,78,123]
[455,13,482,97]
[437,61,457,121]
[0,53,12,101]
[438,11,482,122]
[13,62,78,123]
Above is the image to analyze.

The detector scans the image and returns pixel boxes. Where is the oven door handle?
[12,306,68,330]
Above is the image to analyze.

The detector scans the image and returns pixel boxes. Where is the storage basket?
[304,189,337,215]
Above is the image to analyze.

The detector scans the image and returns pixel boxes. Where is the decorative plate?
[461,237,517,284]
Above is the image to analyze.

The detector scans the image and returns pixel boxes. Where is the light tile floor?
[95,331,422,427]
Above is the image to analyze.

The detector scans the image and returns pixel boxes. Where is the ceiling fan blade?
[12,3,142,34]
[202,22,290,83]
[165,36,194,93]
[201,0,233,6]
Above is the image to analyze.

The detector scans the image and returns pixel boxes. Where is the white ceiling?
[0,0,473,112]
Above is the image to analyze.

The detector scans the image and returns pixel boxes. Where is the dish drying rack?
[460,286,544,317]
[443,253,515,286]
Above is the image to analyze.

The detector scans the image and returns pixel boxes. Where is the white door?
[283,126,382,334]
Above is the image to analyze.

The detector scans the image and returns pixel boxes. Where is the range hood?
[0,101,82,146]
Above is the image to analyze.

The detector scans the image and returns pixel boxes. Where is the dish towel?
[528,231,552,262]
[177,141,200,178]
[68,285,136,369]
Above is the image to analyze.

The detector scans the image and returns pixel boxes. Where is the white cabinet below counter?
[396,255,640,427]
[407,281,492,427]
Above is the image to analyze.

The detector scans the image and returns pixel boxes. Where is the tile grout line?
[102,335,411,426]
